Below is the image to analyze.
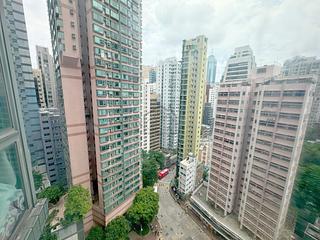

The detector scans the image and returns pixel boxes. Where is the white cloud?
[23,0,51,68]
[24,0,320,80]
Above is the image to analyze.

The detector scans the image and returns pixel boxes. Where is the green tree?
[148,151,165,169]
[126,187,159,233]
[38,185,64,204]
[142,159,158,187]
[64,185,92,224]
[105,216,130,240]
[33,171,43,190]
[203,166,209,181]
[86,226,104,240]
[40,225,57,240]
[294,164,320,213]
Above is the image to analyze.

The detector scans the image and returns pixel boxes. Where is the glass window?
[0,144,26,239]
[0,63,12,131]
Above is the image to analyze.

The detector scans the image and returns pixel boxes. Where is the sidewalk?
[129,219,161,240]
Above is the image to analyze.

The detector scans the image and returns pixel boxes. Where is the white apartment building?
[222,45,256,82]
[141,81,151,152]
[157,57,181,150]
[179,153,197,195]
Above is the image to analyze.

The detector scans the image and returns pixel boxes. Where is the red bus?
[158,168,169,179]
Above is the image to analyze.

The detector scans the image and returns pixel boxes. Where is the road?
[157,167,211,240]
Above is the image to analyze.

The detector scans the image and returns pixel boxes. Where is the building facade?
[157,57,181,151]
[33,69,47,108]
[207,61,315,240]
[3,0,45,173]
[36,45,57,108]
[239,75,315,240]
[141,80,151,152]
[48,0,142,228]
[177,35,207,170]
[39,108,67,186]
[179,153,197,195]
[150,93,161,151]
[282,56,320,128]
[207,54,217,86]
[142,65,156,84]
[222,45,255,82]
[0,3,48,237]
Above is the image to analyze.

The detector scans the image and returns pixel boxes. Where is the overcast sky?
[24,0,320,80]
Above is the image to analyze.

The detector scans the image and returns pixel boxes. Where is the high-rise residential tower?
[39,108,67,186]
[33,69,47,108]
[222,45,255,82]
[48,0,142,228]
[36,45,57,108]
[157,57,181,151]
[207,54,217,85]
[2,0,45,173]
[141,80,151,152]
[177,35,207,170]
[282,56,320,128]
[207,61,316,240]
[0,2,48,238]
[150,93,161,151]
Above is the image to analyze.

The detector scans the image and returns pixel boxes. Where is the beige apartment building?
[150,93,161,151]
[207,60,316,240]
[48,0,142,229]
[177,35,208,168]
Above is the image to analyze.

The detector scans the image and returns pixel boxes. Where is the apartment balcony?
[272,147,292,159]
[265,183,283,197]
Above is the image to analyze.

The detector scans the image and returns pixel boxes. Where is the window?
[69,9,74,15]
[0,144,26,237]
[0,66,11,130]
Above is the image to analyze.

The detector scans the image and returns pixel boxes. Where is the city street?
[157,168,211,240]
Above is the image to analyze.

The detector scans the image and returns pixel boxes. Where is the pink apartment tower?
[207,46,316,240]
[48,0,142,229]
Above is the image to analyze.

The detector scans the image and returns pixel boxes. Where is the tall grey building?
[40,108,67,186]
[149,68,157,83]
[36,45,57,108]
[157,57,181,151]
[2,0,45,172]
[222,45,256,82]
[207,54,217,85]
[0,2,48,238]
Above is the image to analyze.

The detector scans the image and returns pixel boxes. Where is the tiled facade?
[36,45,57,108]
[39,108,67,186]
[150,93,161,151]
[0,2,48,237]
[158,57,181,151]
[3,0,45,172]
[48,0,142,227]
[177,35,207,169]
[239,76,315,240]
[207,62,316,239]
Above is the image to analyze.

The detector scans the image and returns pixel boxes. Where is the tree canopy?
[294,164,320,214]
[142,159,158,187]
[38,185,65,204]
[33,171,43,191]
[64,185,92,224]
[86,226,104,240]
[126,187,159,232]
[142,150,165,169]
[105,216,130,240]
